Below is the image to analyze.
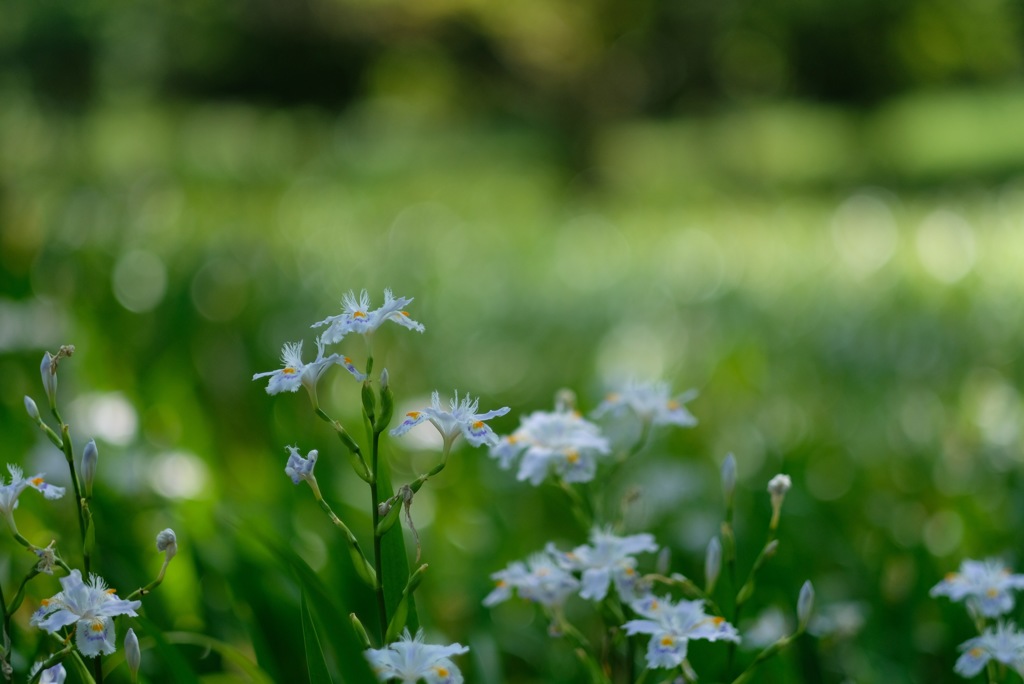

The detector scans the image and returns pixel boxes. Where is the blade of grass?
[301,589,334,684]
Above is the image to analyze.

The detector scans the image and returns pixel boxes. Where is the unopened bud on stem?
[81,439,98,497]
[125,628,141,682]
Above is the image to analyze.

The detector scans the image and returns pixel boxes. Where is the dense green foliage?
[3,2,1024,682]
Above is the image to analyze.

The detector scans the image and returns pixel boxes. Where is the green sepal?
[375,502,403,537]
[376,384,394,433]
[347,450,371,483]
[337,427,362,455]
[403,564,428,597]
[383,593,410,644]
[349,546,378,589]
[361,381,376,425]
[720,521,736,564]
[736,579,755,606]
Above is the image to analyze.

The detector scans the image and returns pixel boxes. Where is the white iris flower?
[624,595,739,670]
[931,559,1024,617]
[483,553,580,608]
[0,464,65,531]
[546,527,657,602]
[593,380,698,428]
[252,337,365,401]
[31,569,142,658]
[365,629,468,684]
[391,391,510,451]
[312,288,425,345]
[490,406,610,486]
[955,622,1024,678]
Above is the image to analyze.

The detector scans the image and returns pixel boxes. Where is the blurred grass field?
[3,84,1024,682]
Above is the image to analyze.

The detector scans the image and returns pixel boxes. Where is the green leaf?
[254,528,378,684]
[301,590,334,684]
[162,631,276,684]
[375,457,419,634]
[66,652,97,684]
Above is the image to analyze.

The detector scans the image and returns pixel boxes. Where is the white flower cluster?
[932,558,1024,677]
[483,527,736,669]
[488,380,698,487]
[252,288,424,401]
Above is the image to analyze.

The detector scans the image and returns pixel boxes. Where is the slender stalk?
[370,429,388,642]
[58,423,89,573]
[0,580,10,684]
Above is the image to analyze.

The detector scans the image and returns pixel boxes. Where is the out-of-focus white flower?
[252,337,365,399]
[593,380,697,428]
[29,662,66,684]
[955,622,1024,678]
[313,289,425,345]
[547,527,657,602]
[624,595,740,670]
[931,559,1024,617]
[0,464,65,531]
[365,629,468,684]
[490,406,610,486]
[391,391,509,451]
[31,570,141,657]
[483,553,580,608]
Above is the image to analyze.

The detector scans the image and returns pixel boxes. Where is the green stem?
[58,423,90,573]
[370,428,388,643]
[7,569,41,617]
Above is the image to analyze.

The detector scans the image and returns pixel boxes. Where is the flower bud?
[156,528,178,561]
[377,368,394,432]
[768,473,792,529]
[656,547,671,576]
[24,396,40,422]
[361,379,376,423]
[124,627,141,682]
[705,536,722,593]
[350,613,371,649]
[40,352,57,409]
[721,453,737,502]
[81,439,98,497]
[797,580,815,632]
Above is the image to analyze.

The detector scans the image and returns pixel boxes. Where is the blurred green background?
[3,0,1024,681]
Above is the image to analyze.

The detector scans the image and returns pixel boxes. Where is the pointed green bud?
[403,563,429,597]
[376,368,394,433]
[349,613,372,649]
[361,379,376,424]
[375,498,403,537]
[81,439,98,497]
